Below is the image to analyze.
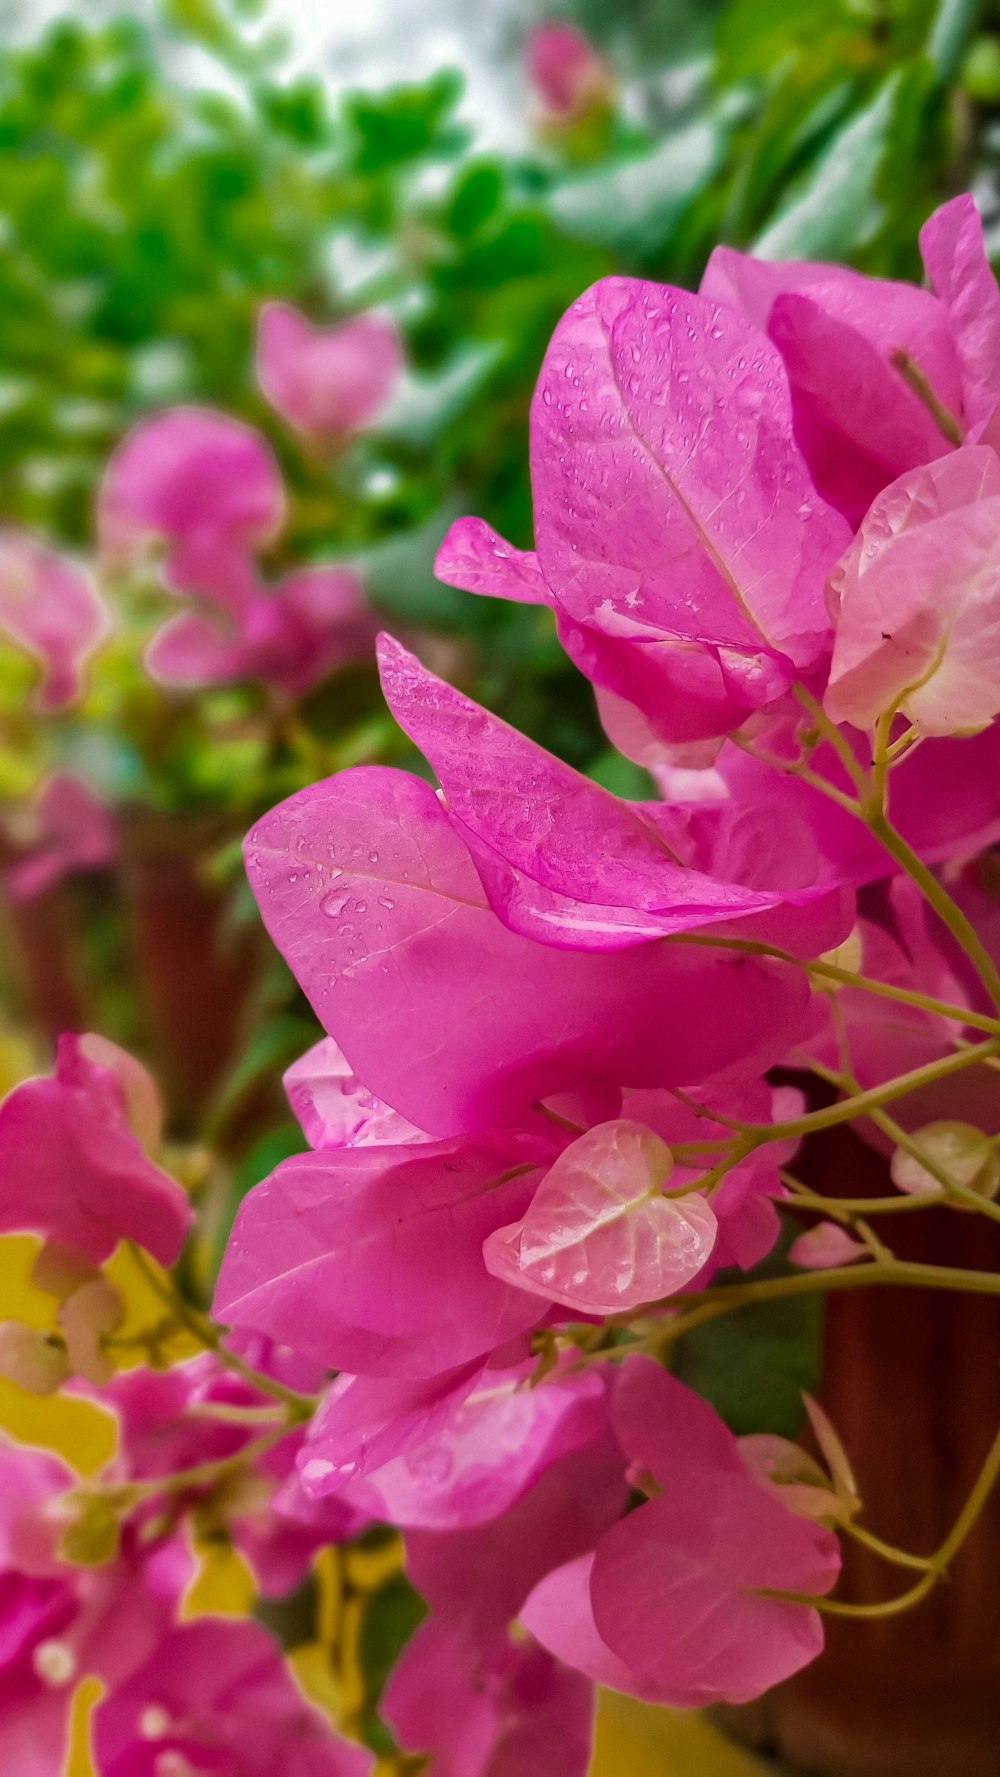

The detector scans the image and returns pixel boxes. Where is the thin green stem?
[840,1521,935,1574]
[575,1258,1000,1367]
[742,1038,1000,1144]
[670,932,998,1035]
[767,1419,1000,1620]
[867,811,1000,1011]
[126,1243,316,1419]
[780,1169,950,1217]
[793,683,871,798]
[803,1057,1000,1225]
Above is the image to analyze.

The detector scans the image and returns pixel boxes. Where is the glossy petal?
[703,246,963,523]
[243,766,812,1135]
[484,1120,717,1315]
[589,1483,836,1704]
[0,1035,190,1266]
[920,195,1000,437]
[826,446,1000,735]
[379,634,849,955]
[214,1133,548,1375]
[529,278,849,732]
[284,1036,428,1148]
[433,516,549,605]
[257,302,402,439]
[586,1357,840,1704]
[523,1554,702,1706]
[405,1416,628,1636]
[301,1361,606,1529]
[0,533,109,710]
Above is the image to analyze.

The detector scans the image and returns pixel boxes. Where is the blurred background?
[0,2,999,1768]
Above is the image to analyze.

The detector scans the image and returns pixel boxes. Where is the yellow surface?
[182,1537,257,1618]
[0,1235,116,1472]
[590,1692,770,1776]
[64,1677,103,1777]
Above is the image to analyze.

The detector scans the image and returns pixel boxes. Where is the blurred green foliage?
[1,0,993,672]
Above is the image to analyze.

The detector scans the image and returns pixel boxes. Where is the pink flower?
[0,1436,193,1776]
[214,1131,551,1376]
[3,772,117,904]
[664,719,1000,893]
[801,876,1000,1148]
[405,1413,628,1638]
[825,447,1000,736]
[701,251,962,527]
[702,196,1000,525]
[256,302,403,441]
[523,1357,841,1706]
[92,1617,374,1777]
[242,766,814,1137]
[98,406,285,578]
[284,1036,428,1149]
[527,23,613,121]
[918,195,1000,442]
[0,1034,190,1266]
[146,544,374,698]
[435,278,850,752]
[97,1357,363,1599]
[298,1358,607,1530]
[0,532,109,710]
[378,633,853,956]
[384,1616,594,1777]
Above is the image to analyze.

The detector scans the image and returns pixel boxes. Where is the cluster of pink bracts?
[5,196,1000,1771]
[0,301,399,904]
[1,301,398,708]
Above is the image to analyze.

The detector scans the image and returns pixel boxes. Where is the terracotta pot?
[118,808,266,1136]
[715,1122,1000,1776]
[1,879,87,1041]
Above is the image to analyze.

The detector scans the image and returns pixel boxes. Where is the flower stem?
[126,1243,317,1419]
[671,932,998,1035]
[866,810,1000,1012]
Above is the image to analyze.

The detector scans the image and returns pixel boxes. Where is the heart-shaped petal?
[483,1120,717,1315]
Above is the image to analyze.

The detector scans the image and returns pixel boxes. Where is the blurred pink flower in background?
[98,406,286,580]
[256,302,403,442]
[147,548,375,698]
[0,533,109,710]
[3,772,116,904]
[527,23,614,122]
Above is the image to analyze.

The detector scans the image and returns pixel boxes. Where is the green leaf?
[753,72,903,259]
[926,0,982,85]
[715,0,851,85]
[673,1230,824,1438]
[585,747,656,799]
[549,121,725,258]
